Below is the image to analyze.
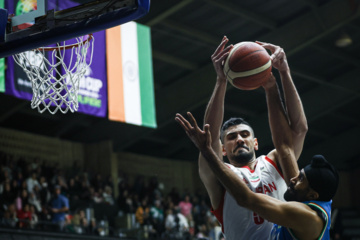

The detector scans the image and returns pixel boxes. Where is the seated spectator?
[1,203,17,227]
[135,198,150,226]
[118,189,135,214]
[150,199,164,238]
[29,204,38,229]
[28,192,42,212]
[103,185,114,205]
[67,178,80,200]
[165,208,190,240]
[91,187,104,203]
[39,176,51,204]
[1,182,16,206]
[91,173,104,192]
[14,171,24,191]
[15,189,29,211]
[79,181,91,201]
[17,203,31,228]
[178,194,193,222]
[26,171,41,194]
[196,223,209,239]
[50,185,69,231]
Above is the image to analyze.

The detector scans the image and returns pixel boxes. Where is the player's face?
[222,124,258,165]
[284,169,311,202]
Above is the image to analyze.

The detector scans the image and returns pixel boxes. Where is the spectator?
[103,185,114,205]
[50,185,69,231]
[15,189,29,211]
[39,176,51,204]
[14,171,24,191]
[26,171,41,194]
[79,180,91,201]
[67,178,80,200]
[17,203,31,228]
[118,189,135,214]
[89,186,102,203]
[150,199,164,238]
[91,173,104,192]
[165,208,190,240]
[29,204,38,229]
[28,192,42,212]
[78,209,91,234]
[1,182,16,206]
[196,223,209,239]
[135,198,150,226]
[168,187,181,205]
[10,179,19,196]
[1,203,17,227]
[178,194,193,222]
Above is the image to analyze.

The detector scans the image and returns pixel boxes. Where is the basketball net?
[13,34,94,114]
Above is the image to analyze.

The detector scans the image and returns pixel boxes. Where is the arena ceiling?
[0,0,359,171]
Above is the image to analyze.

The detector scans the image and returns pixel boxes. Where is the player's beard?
[284,189,296,201]
[231,149,254,164]
[284,184,305,202]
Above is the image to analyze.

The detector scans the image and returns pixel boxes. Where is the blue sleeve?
[62,196,69,208]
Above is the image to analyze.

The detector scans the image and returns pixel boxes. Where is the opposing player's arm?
[247,191,324,239]
[199,36,232,209]
[263,74,299,185]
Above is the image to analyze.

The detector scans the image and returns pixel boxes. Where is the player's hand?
[256,41,289,72]
[211,36,233,81]
[262,73,276,90]
[175,112,212,151]
[51,208,59,213]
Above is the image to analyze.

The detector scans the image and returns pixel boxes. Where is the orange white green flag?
[106,21,156,128]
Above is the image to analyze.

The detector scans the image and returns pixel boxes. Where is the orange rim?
[36,34,93,51]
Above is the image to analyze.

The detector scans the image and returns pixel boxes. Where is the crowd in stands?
[0,152,222,239]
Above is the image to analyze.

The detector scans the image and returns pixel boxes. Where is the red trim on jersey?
[238,160,257,173]
[264,156,284,179]
[211,191,225,233]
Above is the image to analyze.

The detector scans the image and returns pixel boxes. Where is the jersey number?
[253,212,264,225]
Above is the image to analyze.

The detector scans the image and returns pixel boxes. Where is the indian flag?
[106,22,156,128]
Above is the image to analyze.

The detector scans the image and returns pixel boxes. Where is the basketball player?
[196,37,308,239]
[175,111,338,240]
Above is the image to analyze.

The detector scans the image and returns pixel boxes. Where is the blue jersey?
[270,200,332,240]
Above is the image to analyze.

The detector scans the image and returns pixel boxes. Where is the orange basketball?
[223,42,272,90]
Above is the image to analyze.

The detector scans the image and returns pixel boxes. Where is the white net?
[13,35,94,114]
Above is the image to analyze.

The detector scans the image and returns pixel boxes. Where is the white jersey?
[211,155,287,240]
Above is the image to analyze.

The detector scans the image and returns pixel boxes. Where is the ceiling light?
[335,32,353,47]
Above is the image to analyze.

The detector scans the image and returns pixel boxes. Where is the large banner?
[107,22,157,128]
[5,0,107,117]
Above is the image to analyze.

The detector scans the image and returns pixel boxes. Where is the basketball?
[223,41,272,90]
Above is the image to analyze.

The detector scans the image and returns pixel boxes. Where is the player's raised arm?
[263,74,299,185]
[198,36,233,209]
[257,41,308,160]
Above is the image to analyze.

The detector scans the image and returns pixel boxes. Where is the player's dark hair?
[220,117,254,142]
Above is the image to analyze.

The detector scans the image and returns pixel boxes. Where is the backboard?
[0,0,150,58]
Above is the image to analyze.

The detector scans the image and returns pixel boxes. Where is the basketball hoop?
[13,34,94,114]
